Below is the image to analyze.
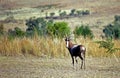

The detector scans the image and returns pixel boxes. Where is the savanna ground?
[0,56,120,78]
[0,37,120,78]
[0,0,120,78]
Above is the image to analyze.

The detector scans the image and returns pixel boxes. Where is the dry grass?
[0,36,68,57]
[0,56,120,78]
[0,36,120,58]
[0,1,120,77]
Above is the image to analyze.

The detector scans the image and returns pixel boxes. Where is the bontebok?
[65,37,86,69]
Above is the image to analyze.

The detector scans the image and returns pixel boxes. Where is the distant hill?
[0,0,120,38]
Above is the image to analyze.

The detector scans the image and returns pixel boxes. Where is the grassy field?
[0,36,120,57]
[1,0,120,37]
[0,56,120,78]
[0,0,120,78]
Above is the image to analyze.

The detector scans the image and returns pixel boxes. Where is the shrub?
[50,12,55,18]
[74,24,94,39]
[14,27,25,37]
[26,17,47,37]
[4,16,17,23]
[82,10,90,15]
[0,23,4,36]
[59,11,67,19]
[103,15,120,39]
[114,15,120,22]
[76,10,82,16]
[46,20,54,37]
[8,27,25,39]
[96,38,120,54]
[69,9,76,16]
[47,21,71,38]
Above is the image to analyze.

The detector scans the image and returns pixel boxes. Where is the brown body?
[65,38,86,69]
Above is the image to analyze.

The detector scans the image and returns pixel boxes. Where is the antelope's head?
[65,37,71,48]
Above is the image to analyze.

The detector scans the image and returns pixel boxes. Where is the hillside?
[0,0,120,38]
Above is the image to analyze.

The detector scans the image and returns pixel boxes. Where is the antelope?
[65,37,86,69]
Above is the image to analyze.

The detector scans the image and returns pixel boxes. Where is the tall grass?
[0,36,120,58]
[0,36,68,57]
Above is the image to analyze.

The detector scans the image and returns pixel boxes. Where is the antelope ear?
[65,38,67,41]
[68,36,71,40]
[64,35,68,41]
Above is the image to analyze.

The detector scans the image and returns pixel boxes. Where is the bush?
[47,21,71,38]
[26,17,47,37]
[69,9,76,16]
[4,16,17,23]
[0,23,4,36]
[76,10,82,16]
[82,10,90,15]
[96,38,120,54]
[50,12,55,18]
[69,9,90,16]
[103,15,120,39]
[59,11,67,19]
[14,27,25,37]
[8,27,25,39]
[114,15,120,22]
[74,24,94,39]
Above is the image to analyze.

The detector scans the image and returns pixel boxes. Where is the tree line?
[0,17,93,39]
[46,9,90,19]
[0,15,120,40]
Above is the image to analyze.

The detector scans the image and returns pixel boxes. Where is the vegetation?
[69,9,90,16]
[0,15,120,57]
[47,21,70,38]
[74,24,94,39]
[26,17,47,36]
[96,38,120,54]
[25,17,70,38]
[50,12,55,18]
[4,16,17,23]
[0,23,4,36]
[0,37,68,57]
[0,1,120,77]
[0,36,120,57]
[7,27,25,40]
[46,9,90,19]
[59,11,67,19]
[96,38,120,62]
[103,15,120,39]
[69,9,76,16]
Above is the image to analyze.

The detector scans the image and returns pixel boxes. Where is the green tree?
[46,20,54,37]
[26,17,47,36]
[50,12,55,18]
[103,15,120,39]
[59,11,67,19]
[82,10,90,15]
[8,27,25,40]
[114,15,120,22]
[74,25,94,39]
[47,22,70,38]
[76,10,82,16]
[70,9,76,16]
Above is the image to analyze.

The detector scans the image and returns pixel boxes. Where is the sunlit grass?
[0,36,120,58]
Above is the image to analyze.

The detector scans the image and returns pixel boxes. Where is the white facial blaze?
[66,41,69,48]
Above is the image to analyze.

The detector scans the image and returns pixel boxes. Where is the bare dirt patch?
[0,56,120,78]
